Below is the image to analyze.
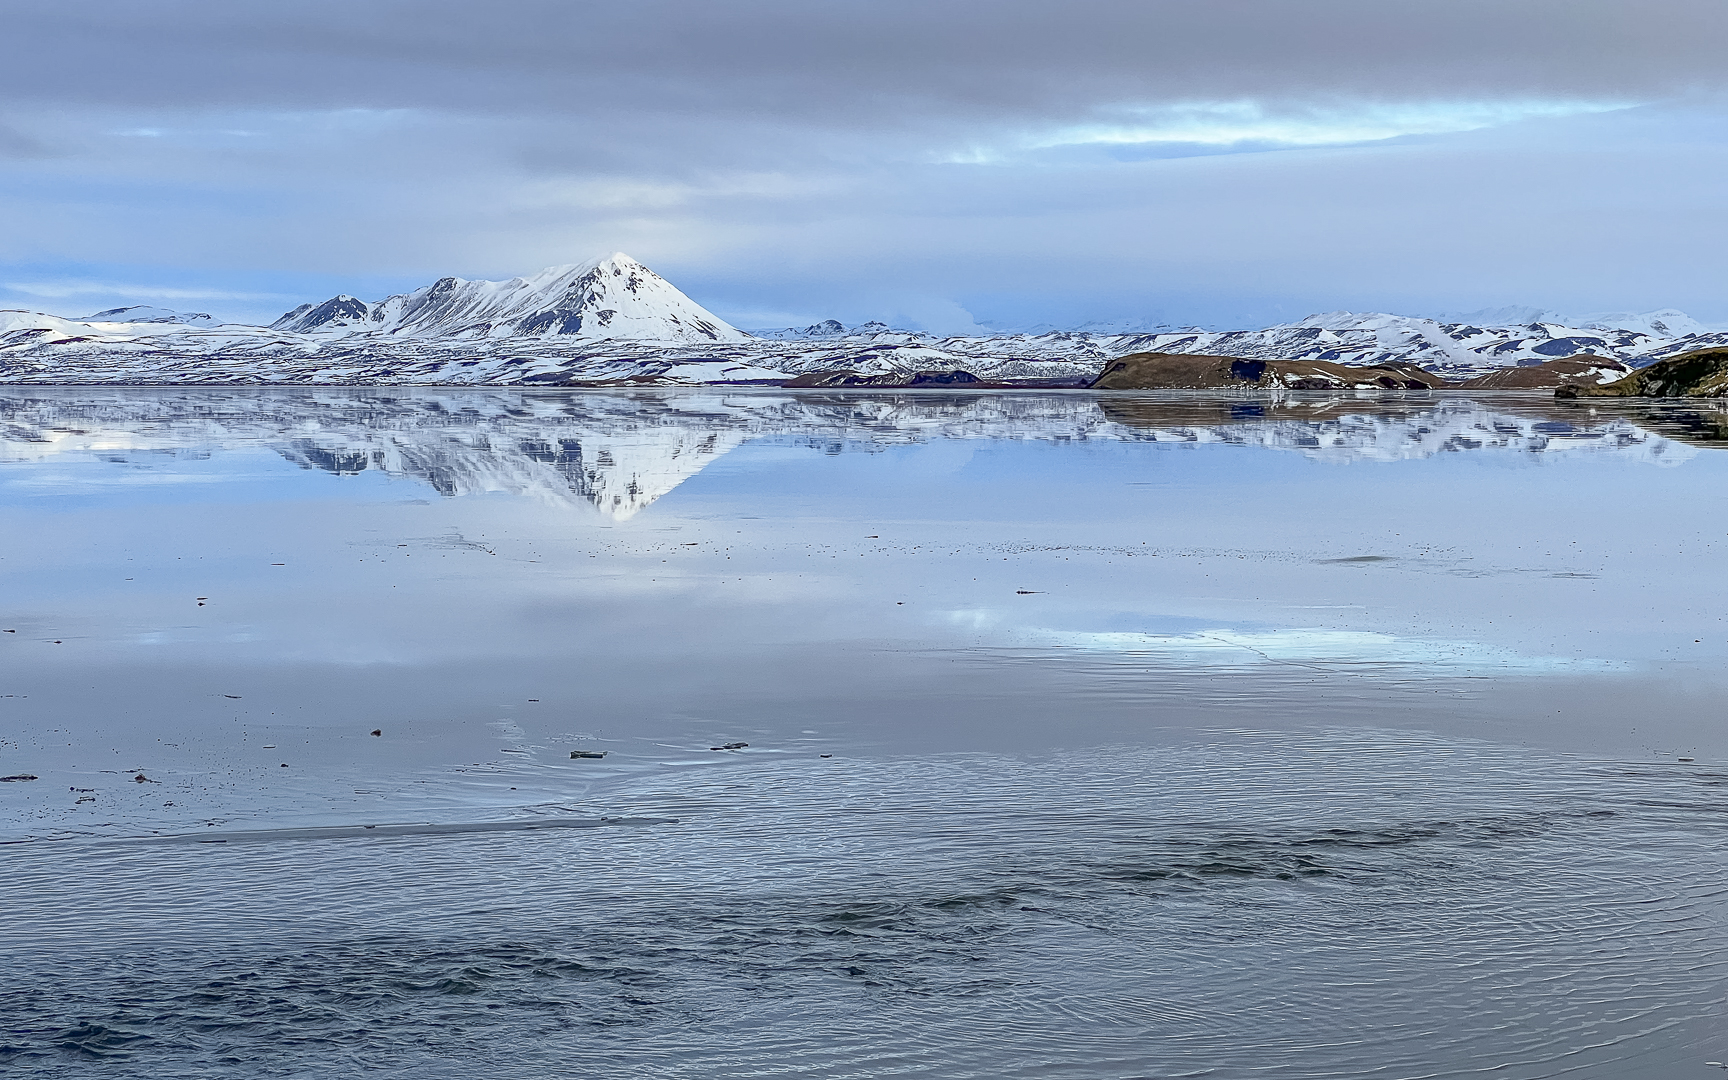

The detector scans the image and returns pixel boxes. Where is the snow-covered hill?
[1436,306,1716,337]
[83,306,217,326]
[1103,312,1679,378]
[1570,309,1712,338]
[2,254,1725,385]
[271,253,746,344]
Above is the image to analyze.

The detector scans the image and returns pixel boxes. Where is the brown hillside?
[1458,356,1630,390]
[1558,347,1728,398]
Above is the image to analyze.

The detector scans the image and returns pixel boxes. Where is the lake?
[3,388,1728,1078]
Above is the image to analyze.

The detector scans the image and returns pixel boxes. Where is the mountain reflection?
[275,426,743,519]
[0,389,1712,517]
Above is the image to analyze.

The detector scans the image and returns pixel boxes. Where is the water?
[4,388,1728,1077]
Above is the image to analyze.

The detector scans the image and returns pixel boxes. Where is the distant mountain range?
[1436,307,1713,338]
[742,310,1728,382]
[1,254,1725,385]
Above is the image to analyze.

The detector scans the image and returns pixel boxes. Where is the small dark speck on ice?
[570,750,606,759]
[711,742,748,751]
[0,774,38,782]
[223,694,241,699]
[370,729,382,737]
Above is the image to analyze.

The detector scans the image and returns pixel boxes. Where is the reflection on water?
[0,388,1711,519]
[3,388,1728,1078]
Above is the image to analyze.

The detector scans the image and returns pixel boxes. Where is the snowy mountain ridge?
[2,253,1726,385]
[1436,306,1714,337]
[271,252,747,344]
[83,306,218,326]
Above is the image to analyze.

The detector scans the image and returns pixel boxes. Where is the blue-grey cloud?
[2,1,1725,329]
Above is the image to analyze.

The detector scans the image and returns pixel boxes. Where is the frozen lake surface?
[4,388,1728,1078]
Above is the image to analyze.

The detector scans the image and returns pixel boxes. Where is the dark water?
[4,389,1728,1077]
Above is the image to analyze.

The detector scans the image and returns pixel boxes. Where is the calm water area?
[4,388,1728,1078]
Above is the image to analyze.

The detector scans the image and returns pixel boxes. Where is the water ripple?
[4,729,1727,1078]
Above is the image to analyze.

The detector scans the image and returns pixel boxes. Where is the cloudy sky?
[2,0,1725,331]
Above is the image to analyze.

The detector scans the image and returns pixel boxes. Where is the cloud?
[1031,99,1638,151]
[6,1,1725,119]
[879,296,988,336]
[2,1,1727,326]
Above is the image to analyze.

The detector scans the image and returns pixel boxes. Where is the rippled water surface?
[4,389,1728,1078]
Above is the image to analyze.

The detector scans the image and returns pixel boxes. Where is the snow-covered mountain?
[1439,305,1559,327]
[981,316,1197,336]
[1569,309,1712,338]
[83,306,217,326]
[0,308,232,342]
[1436,306,1715,336]
[1100,311,1728,379]
[1,252,1725,386]
[271,253,747,344]
[8,304,1727,386]
[749,319,857,340]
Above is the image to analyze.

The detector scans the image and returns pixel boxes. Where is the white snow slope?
[1,255,1724,385]
[271,253,747,344]
[82,306,217,326]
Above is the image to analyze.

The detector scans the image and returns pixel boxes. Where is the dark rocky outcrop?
[1457,355,1630,390]
[785,369,1000,388]
[1557,347,1728,398]
[272,294,371,332]
[1088,352,1448,390]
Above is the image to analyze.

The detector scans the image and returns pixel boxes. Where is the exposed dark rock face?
[274,295,371,332]
[1088,352,1449,390]
[1558,348,1728,398]
[784,369,992,388]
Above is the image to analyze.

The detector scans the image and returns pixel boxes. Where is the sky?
[2,0,1726,333]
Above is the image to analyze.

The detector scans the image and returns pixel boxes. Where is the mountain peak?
[270,254,747,343]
